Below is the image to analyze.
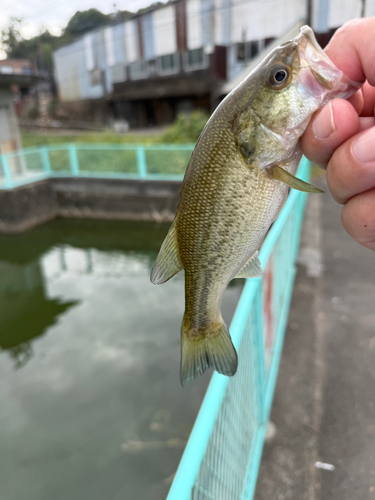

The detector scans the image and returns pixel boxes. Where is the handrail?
[0,143,195,189]
[166,157,310,500]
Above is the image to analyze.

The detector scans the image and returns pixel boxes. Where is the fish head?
[234,25,361,169]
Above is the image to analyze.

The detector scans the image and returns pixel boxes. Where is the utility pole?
[307,0,313,26]
[361,0,366,17]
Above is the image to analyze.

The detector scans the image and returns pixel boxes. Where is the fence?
[0,143,195,189]
[0,142,310,497]
[167,157,310,500]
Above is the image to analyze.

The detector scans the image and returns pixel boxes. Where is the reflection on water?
[0,259,76,369]
[0,219,243,500]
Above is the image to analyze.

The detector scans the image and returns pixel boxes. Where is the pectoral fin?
[234,251,263,279]
[150,221,183,284]
[268,165,324,194]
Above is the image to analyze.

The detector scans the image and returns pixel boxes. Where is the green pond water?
[0,219,243,500]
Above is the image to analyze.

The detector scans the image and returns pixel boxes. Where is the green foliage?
[160,110,210,144]
[21,130,163,148]
[27,105,40,120]
[20,130,193,176]
[1,18,23,55]
[47,100,59,119]
[0,9,110,73]
[64,9,110,37]
[1,19,71,72]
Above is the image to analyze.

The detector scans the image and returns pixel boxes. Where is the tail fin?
[180,320,238,386]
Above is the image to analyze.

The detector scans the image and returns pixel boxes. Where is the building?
[53,0,375,128]
[0,59,41,118]
[0,62,43,156]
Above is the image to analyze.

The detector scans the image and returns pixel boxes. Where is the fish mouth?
[294,25,360,101]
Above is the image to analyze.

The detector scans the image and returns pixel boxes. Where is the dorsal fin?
[234,251,263,279]
[150,222,183,284]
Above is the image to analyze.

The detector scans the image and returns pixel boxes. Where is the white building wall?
[214,0,223,45]
[124,19,139,63]
[230,0,306,43]
[84,35,95,71]
[55,41,84,101]
[186,0,202,49]
[153,5,177,56]
[364,0,375,16]
[328,0,362,28]
[104,27,116,67]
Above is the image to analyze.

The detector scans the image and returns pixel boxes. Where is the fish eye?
[269,66,291,89]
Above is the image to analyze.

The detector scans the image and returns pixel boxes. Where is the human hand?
[300,18,375,251]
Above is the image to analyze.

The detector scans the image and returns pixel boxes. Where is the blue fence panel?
[0,143,195,188]
[167,158,310,500]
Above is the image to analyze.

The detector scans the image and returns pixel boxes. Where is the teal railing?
[167,157,310,500]
[0,143,195,189]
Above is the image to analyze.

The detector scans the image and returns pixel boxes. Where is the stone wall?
[0,180,58,234]
[0,177,181,234]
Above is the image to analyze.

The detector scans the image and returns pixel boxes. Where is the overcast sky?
[0,0,156,58]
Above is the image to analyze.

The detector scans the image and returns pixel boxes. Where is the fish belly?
[178,156,290,330]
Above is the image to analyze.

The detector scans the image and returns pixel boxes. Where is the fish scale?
[150,25,361,385]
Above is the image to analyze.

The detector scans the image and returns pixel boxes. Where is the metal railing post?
[68,145,80,176]
[136,146,147,179]
[41,147,52,176]
[1,155,13,189]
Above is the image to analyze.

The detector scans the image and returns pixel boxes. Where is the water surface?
[0,219,243,500]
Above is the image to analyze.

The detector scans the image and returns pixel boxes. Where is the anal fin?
[234,251,263,279]
[268,165,324,193]
[150,221,183,284]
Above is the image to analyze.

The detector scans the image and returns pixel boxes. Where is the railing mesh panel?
[77,149,138,174]
[146,149,192,175]
[192,305,261,500]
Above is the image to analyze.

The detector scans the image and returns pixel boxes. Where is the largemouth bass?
[151,26,360,385]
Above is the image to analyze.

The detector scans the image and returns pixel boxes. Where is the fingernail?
[352,127,375,163]
[313,102,336,140]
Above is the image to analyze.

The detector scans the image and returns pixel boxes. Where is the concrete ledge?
[0,177,182,234]
[0,180,58,234]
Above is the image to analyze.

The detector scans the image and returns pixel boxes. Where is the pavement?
[254,175,375,500]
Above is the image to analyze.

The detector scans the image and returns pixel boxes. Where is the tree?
[0,7,129,73]
[1,25,62,72]
[64,9,111,37]
[1,18,23,55]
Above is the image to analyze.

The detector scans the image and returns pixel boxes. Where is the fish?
[151,26,361,386]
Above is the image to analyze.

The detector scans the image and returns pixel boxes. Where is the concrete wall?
[0,86,23,154]
[0,180,58,234]
[0,178,181,234]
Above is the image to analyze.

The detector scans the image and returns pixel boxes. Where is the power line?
[24,0,305,40]
[53,0,305,57]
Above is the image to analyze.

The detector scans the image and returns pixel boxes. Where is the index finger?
[325,17,375,85]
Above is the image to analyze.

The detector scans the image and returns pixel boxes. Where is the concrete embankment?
[0,178,181,234]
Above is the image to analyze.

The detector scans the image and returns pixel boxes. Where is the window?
[236,41,260,64]
[183,48,208,71]
[89,69,102,86]
[111,64,126,83]
[157,53,180,75]
[129,60,149,80]
[250,40,259,59]
[0,66,13,74]
[237,43,246,62]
